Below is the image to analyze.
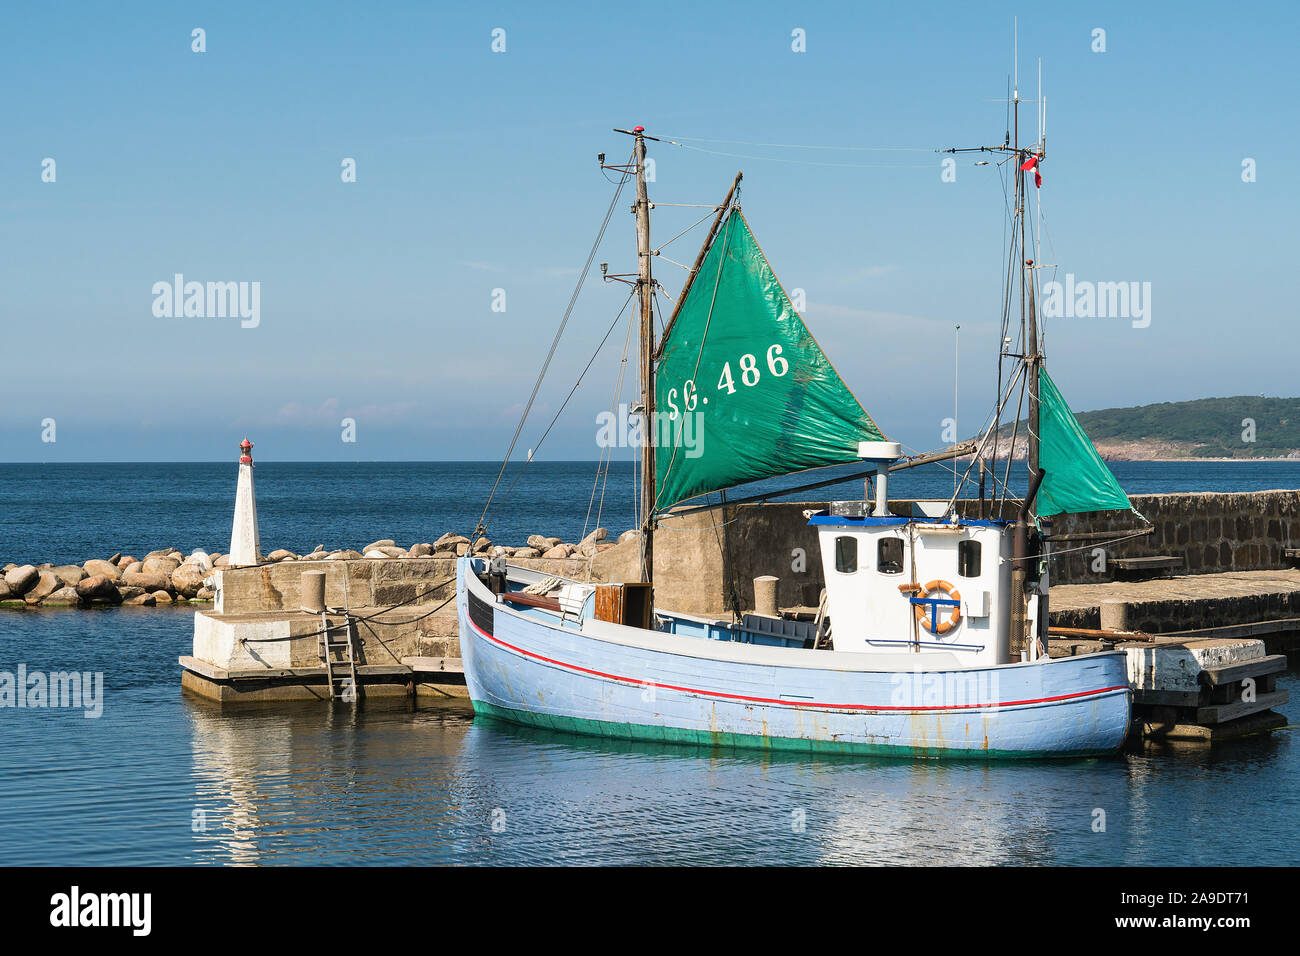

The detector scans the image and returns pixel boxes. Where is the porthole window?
[877,537,904,574]
[958,539,982,577]
[834,536,858,574]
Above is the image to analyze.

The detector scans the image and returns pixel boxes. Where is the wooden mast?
[633,127,655,584]
[1015,41,1048,657]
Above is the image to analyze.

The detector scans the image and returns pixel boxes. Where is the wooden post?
[634,128,655,585]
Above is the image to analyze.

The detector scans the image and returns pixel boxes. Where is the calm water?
[2,461,1299,865]
[1,608,1296,866]
[4,459,1300,566]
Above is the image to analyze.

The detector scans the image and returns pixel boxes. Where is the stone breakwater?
[1,527,632,610]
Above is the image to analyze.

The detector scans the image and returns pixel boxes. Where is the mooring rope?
[237,575,457,643]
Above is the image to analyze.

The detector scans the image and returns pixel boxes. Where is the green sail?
[1038,368,1134,516]
[653,210,886,511]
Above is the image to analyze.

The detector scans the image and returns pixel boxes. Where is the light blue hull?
[457,562,1132,759]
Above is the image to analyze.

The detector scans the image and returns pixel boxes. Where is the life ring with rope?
[909,579,963,635]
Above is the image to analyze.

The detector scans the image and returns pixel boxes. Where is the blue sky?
[2,0,1295,462]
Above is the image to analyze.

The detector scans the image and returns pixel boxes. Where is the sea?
[2,460,1298,865]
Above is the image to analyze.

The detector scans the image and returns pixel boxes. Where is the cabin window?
[958,539,982,577]
[834,536,858,573]
[877,537,904,574]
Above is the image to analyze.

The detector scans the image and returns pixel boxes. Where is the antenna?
[954,323,961,497]
[1012,16,1018,100]
[1036,58,1044,268]
[1037,58,1043,148]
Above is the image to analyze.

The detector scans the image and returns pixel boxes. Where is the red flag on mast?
[1020,154,1042,188]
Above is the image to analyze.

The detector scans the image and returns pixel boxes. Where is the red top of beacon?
[239,438,253,465]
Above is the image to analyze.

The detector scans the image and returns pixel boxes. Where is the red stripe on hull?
[464,608,1127,714]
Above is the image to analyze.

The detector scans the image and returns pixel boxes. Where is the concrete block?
[1123,637,1267,695]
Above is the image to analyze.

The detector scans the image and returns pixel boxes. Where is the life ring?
[912,579,963,635]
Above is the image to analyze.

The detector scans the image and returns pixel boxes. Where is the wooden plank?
[1142,709,1288,742]
[229,664,412,680]
[595,584,624,624]
[401,656,465,674]
[178,656,413,681]
[1195,689,1290,725]
[1112,555,1183,569]
[1198,654,1288,687]
[499,591,563,612]
[1133,688,1202,708]
[178,655,229,680]
[1048,626,1156,642]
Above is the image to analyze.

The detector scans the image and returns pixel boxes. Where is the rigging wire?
[943,362,1028,512]
[583,299,637,540]
[653,284,673,331]
[668,141,934,169]
[495,287,638,518]
[1044,528,1154,559]
[662,134,934,152]
[472,148,634,541]
[652,208,735,514]
[653,252,694,272]
[999,360,1030,502]
[654,208,718,256]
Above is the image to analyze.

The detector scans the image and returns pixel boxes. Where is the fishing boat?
[457,84,1140,757]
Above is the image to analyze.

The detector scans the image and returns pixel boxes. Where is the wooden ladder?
[319,611,359,702]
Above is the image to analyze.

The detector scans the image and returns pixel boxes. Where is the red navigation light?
[239,437,253,464]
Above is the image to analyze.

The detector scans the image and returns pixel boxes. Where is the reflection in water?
[184,696,477,865]
[6,594,1296,865]
[186,698,290,865]
[453,717,1124,865]
[174,684,1300,866]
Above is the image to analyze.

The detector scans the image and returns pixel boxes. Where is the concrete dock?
[1050,568,1300,636]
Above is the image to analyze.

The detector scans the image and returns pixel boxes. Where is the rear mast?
[940,27,1046,656]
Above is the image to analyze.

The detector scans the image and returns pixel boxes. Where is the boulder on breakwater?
[0,529,624,610]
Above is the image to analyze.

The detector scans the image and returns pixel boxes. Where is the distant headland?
[985,396,1300,461]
